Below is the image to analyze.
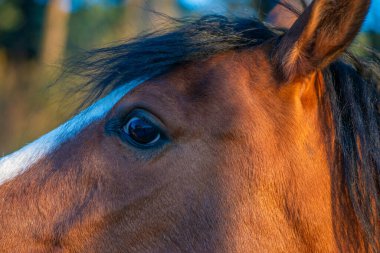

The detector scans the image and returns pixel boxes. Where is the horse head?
[0,0,378,252]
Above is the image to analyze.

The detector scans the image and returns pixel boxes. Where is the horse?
[0,0,379,252]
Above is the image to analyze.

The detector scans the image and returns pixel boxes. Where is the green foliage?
[0,0,45,60]
[353,33,380,57]
[67,5,125,54]
[0,2,23,31]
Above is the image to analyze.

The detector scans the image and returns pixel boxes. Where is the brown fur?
[0,0,374,252]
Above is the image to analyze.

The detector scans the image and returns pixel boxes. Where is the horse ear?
[265,0,305,29]
[274,0,371,81]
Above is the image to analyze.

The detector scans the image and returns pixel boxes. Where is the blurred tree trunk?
[120,0,147,38]
[120,0,181,39]
[0,1,46,154]
[0,0,70,154]
[40,0,70,65]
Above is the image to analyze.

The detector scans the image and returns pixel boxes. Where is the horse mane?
[64,2,380,250]
[64,15,278,107]
[325,53,380,251]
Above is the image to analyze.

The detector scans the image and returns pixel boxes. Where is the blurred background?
[0,0,379,155]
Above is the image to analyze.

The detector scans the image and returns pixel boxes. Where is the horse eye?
[122,117,161,147]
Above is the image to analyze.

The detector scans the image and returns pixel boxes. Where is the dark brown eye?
[123,117,161,147]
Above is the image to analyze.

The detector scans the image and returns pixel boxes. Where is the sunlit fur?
[0,0,379,252]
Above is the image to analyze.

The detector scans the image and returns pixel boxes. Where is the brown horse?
[0,0,379,252]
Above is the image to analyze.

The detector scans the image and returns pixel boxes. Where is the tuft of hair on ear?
[273,0,371,82]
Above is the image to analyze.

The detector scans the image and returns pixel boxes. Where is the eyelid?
[123,109,167,134]
[114,102,169,127]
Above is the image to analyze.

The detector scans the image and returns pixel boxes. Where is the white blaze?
[0,81,143,185]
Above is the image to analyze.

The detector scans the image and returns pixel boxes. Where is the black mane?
[324,53,380,251]
[65,5,380,252]
[65,15,277,106]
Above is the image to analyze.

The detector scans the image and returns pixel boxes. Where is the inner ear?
[273,0,370,81]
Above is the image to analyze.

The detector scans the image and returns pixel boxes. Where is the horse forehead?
[166,50,270,98]
[107,49,274,140]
